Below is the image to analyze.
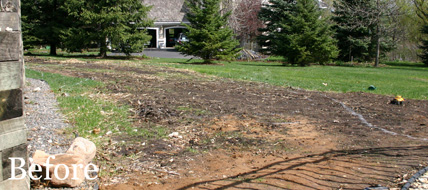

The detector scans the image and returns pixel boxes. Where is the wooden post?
[0,0,29,189]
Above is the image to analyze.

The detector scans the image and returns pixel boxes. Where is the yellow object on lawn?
[395,96,404,102]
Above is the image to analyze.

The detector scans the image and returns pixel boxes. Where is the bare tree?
[235,0,263,50]
[220,0,240,33]
[221,0,263,50]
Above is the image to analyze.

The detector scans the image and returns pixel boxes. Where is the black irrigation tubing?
[318,94,428,190]
[401,166,428,190]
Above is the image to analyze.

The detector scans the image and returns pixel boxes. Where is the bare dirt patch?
[26,57,428,189]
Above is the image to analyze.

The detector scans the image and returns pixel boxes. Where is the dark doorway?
[166,28,186,47]
[147,29,157,48]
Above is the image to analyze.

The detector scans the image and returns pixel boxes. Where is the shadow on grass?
[380,67,428,73]
[167,58,226,65]
[177,145,428,189]
[382,61,426,67]
[240,60,428,69]
[177,62,225,65]
[239,63,296,67]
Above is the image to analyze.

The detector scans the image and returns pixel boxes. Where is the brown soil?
[26,57,428,190]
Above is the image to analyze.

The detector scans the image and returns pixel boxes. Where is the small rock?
[29,138,97,187]
[169,132,179,137]
[168,132,182,138]
[32,150,87,187]
[106,131,113,136]
[66,137,97,163]
[33,87,41,92]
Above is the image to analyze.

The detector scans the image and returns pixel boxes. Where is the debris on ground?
[25,57,428,189]
[237,49,263,60]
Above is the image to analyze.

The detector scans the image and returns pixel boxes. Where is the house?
[142,0,190,48]
[142,0,326,49]
[142,0,246,49]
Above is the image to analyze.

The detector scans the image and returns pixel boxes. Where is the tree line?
[22,0,152,57]
[22,0,428,66]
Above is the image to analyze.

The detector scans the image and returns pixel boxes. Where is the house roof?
[143,0,188,23]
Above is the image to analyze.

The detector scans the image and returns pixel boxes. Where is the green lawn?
[26,69,169,141]
[26,69,133,140]
[140,59,428,100]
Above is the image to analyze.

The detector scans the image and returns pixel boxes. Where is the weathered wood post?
[0,0,29,189]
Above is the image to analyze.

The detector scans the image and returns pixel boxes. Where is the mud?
[26,57,428,189]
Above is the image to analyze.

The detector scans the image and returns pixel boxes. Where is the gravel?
[406,168,428,190]
[24,78,99,190]
[25,78,72,156]
[410,173,428,189]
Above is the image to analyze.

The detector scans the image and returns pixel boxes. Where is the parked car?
[176,33,189,45]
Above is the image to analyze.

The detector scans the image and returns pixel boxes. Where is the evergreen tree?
[22,0,71,55]
[333,0,399,64]
[332,0,375,62]
[65,0,153,57]
[420,25,428,66]
[258,0,338,66]
[414,0,428,65]
[176,0,241,63]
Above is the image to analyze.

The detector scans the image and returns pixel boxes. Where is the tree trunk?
[375,0,380,67]
[348,45,352,62]
[49,43,57,56]
[49,0,58,56]
[99,37,107,58]
[375,32,380,67]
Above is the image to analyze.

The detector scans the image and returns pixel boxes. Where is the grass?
[186,147,200,154]
[25,69,164,142]
[138,58,428,100]
[26,54,428,100]
[176,106,210,116]
[126,125,169,139]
